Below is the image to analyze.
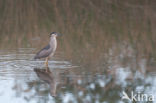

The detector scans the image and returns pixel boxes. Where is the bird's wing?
[34,44,51,59]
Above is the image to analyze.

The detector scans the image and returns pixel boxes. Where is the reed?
[0,0,155,71]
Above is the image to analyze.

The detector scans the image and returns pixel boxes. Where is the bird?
[34,32,61,67]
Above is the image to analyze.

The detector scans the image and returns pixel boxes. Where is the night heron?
[34,32,61,66]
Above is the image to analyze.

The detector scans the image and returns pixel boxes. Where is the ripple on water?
[0,48,76,80]
[0,48,156,103]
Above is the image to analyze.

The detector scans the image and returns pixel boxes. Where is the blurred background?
[0,0,156,103]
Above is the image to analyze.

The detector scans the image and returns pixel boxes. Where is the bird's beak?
[56,33,62,36]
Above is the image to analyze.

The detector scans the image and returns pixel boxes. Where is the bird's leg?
[44,57,49,67]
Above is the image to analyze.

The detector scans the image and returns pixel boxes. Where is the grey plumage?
[34,32,61,63]
[34,44,51,59]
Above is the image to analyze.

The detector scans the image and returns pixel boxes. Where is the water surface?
[0,47,156,103]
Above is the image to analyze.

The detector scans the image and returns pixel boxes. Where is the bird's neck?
[49,36,57,46]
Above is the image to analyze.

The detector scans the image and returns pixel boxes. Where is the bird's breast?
[49,38,57,57]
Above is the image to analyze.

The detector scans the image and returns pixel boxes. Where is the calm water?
[0,46,156,103]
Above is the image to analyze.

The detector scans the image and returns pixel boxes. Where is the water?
[0,47,156,103]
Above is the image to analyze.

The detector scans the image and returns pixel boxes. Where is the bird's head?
[50,32,62,37]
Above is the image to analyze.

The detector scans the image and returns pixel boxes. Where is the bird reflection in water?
[34,67,60,97]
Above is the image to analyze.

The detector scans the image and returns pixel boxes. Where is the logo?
[122,91,154,102]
